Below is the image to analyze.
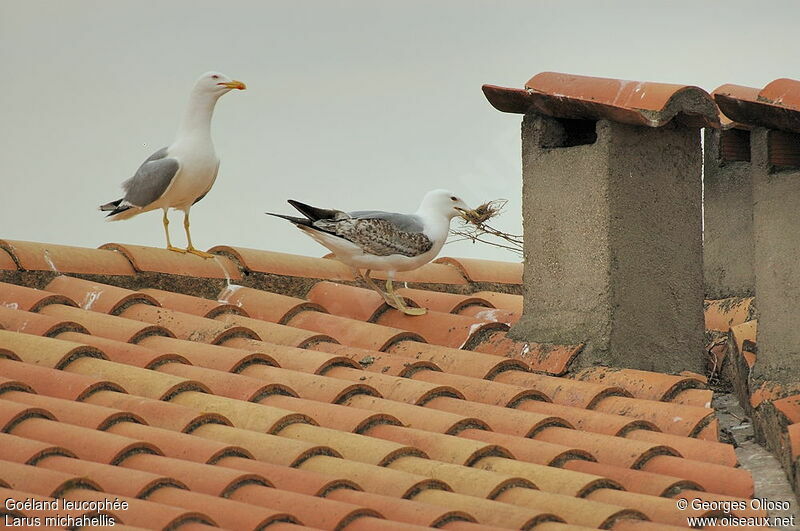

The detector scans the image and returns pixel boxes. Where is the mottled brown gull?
[267,189,470,315]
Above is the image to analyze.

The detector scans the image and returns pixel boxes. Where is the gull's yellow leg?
[164,210,186,253]
[385,277,426,316]
[183,211,214,258]
[360,269,396,307]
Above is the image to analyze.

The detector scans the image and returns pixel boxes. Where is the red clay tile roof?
[483,71,720,128]
[0,239,766,529]
[713,78,800,133]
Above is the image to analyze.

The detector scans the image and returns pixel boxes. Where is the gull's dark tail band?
[100,198,133,218]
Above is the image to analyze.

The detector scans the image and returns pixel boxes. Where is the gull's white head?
[417,189,470,220]
[194,71,247,97]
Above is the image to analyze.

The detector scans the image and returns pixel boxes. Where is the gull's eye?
[450,196,458,201]
[211,74,220,79]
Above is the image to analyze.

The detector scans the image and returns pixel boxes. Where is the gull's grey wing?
[348,211,426,233]
[315,212,432,257]
[121,147,180,207]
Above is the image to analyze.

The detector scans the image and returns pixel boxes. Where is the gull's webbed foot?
[185,246,215,259]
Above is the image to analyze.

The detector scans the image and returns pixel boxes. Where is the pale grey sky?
[1,1,797,261]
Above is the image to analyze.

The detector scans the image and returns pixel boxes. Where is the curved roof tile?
[484,72,720,128]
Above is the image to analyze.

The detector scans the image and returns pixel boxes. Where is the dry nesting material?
[451,199,523,256]
[456,199,507,225]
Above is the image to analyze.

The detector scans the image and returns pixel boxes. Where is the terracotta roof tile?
[218,284,323,323]
[704,297,754,332]
[298,454,448,497]
[140,487,300,530]
[412,370,548,406]
[347,395,490,434]
[324,367,462,404]
[217,455,358,495]
[100,242,241,279]
[258,395,398,434]
[0,459,102,498]
[483,72,719,128]
[37,454,186,498]
[157,362,293,401]
[425,397,569,437]
[56,332,187,368]
[515,400,653,436]
[375,310,508,350]
[788,422,800,460]
[457,305,519,325]
[239,363,377,403]
[474,455,617,497]
[139,287,245,318]
[471,332,582,374]
[327,488,476,527]
[192,423,341,466]
[0,239,136,276]
[0,248,16,270]
[773,394,800,424]
[139,335,279,371]
[591,395,713,436]
[40,304,174,343]
[117,304,254,344]
[587,488,706,526]
[640,455,754,497]
[228,482,382,529]
[285,310,423,350]
[714,78,800,133]
[45,275,158,314]
[84,390,231,432]
[574,367,706,402]
[472,291,523,314]
[625,429,737,467]
[495,488,644,529]
[119,453,262,494]
[0,359,124,400]
[306,281,387,321]
[492,370,628,408]
[215,312,331,347]
[210,245,355,279]
[458,428,591,466]
[394,287,493,314]
[9,418,160,464]
[535,427,678,469]
[64,489,217,528]
[371,262,469,285]
[312,341,440,376]
[66,357,208,400]
[1,391,143,430]
[0,400,54,433]
[564,460,698,497]
[434,257,523,284]
[0,432,76,464]
[169,392,311,434]
[0,305,89,337]
[386,341,527,378]
[224,337,357,373]
[0,330,105,369]
[388,455,535,498]
[0,281,78,312]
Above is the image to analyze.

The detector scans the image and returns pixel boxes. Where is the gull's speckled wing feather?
[315,211,433,257]
[121,147,180,207]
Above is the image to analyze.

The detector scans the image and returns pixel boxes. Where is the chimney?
[715,79,800,385]
[703,86,757,298]
[483,72,719,373]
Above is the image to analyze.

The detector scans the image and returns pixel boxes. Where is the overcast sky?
[1,1,797,262]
